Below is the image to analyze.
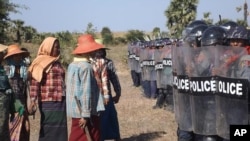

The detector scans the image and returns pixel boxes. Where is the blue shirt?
[66,61,104,118]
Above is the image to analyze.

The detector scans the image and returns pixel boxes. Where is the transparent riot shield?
[140,48,151,81]
[214,46,249,140]
[155,48,163,89]
[141,47,157,81]
[134,46,141,74]
[172,44,193,132]
[131,45,138,73]
[149,48,157,82]
[161,46,173,108]
[187,46,217,135]
[127,44,134,70]
[160,45,173,88]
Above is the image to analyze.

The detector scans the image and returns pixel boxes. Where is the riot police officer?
[215,25,249,141]
[174,20,208,141]
[190,25,228,141]
[153,38,173,109]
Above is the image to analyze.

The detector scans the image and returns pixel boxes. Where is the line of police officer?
[127,20,250,141]
[176,20,250,141]
[127,35,174,110]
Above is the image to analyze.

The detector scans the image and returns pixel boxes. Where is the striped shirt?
[29,61,65,102]
[66,61,105,118]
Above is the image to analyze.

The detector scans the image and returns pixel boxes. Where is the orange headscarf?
[28,37,59,82]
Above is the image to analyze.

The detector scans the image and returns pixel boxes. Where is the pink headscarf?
[28,37,59,82]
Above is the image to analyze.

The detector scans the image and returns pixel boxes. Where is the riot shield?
[172,45,193,132]
[172,43,183,123]
[127,44,134,70]
[215,46,249,140]
[140,47,146,81]
[131,45,138,73]
[187,46,217,135]
[160,45,173,88]
[149,48,157,81]
[140,48,151,81]
[134,46,142,74]
[141,48,157,81]
[155,48,163,89]
[160,46,173,108]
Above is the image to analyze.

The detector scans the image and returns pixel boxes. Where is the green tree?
[0,0,8,42]
[165,0,199,38]
[12,19,25,43]
[125,30,145,42]
[152,27,161,38]
[236,19,248,27]
[0,0,21,43]
[161,31,170,38]
[23,25,37,43]
[31,32,46,44]
[101,27,113,45]
[113,37,127,45]
[55,31,75,47]
[0,0,28,43]
[236,0,248,26]
[84,22,97,38]
[202,12,213,25]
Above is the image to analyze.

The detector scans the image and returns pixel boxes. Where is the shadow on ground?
[121,131,167,141]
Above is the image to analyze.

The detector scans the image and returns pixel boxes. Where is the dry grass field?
[24,42,177,141]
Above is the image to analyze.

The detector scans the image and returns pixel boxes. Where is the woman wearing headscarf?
[28,37,68,141]
[4,44,30,141]
[0,44,15,141]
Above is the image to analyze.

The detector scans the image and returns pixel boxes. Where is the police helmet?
[227,26,248,40]
[201,26,227,46]
[221,21,238,31]
[182,20,207,40]
[187,20,207,28]
[155,39,164,47]
[185,24,209,47]
[149,40,156,48]
[142,41,150,48]
[162,38,172,45]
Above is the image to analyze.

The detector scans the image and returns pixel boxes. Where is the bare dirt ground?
[28,45,178,141]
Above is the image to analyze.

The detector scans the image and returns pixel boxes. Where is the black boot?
[177,127,194,141]
[153,89,165,109]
